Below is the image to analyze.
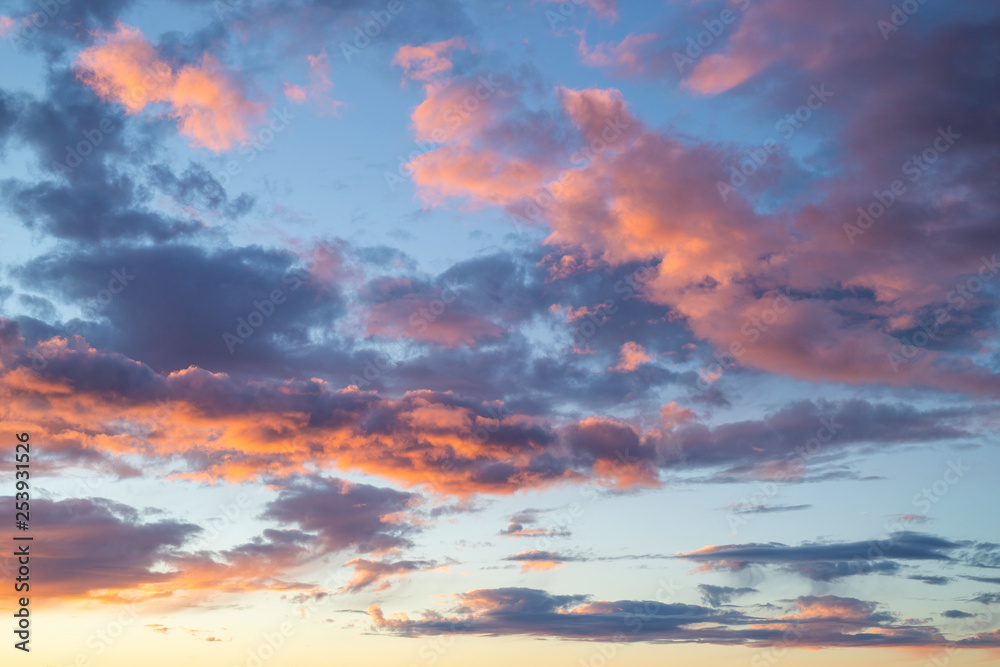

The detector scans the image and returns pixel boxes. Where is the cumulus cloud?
[75,23,265,151]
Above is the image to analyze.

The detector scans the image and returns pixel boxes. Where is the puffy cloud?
[31,497,200,602]
[395,13,1000,395]
[610,341,652,372]
[75,23,265,151]
[0,325,984,496]
[261,477,421,554]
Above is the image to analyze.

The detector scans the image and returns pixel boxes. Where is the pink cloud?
[393,37,467,82]
[393,60,1000,394]
[283,50,342,115]
[0,15,17,37]
[610,341,651,372]
[578,32,657,76]
[74,23,265,151]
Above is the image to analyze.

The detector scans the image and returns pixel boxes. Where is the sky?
[0,0,998,665]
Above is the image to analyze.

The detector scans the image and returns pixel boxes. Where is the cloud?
[393,38,467,81]
[942,610,975,619]
[261,477,421,554]
[610,341,652,372]
[0,325,983,495]
[698,585,758,607]
[32,497,200,601]
[578,33,657,76]
[283,49,341,115]
[369,587,998,648]
[499,509,571,538]
[504,550,578,572]
[726,503,812,515]
[972,593,1000,605]
[75,23,265,151]
[679,532,968,581]
[393,15,1000,395]
[341,558,438,593]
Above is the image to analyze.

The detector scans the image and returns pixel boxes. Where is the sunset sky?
[1,0,999,665]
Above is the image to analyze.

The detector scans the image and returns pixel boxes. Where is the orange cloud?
[1,331,661,496]
[610,341,651,372]
[395,73,1000,394]
[75,23,265,151]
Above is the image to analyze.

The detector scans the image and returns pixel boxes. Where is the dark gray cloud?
[727,503,813,515]
[33,497,200,598]
[262,476,419,553]
[698,585,758,607]
[13,242,346,374]
[679,532,979,582]
[499,508,571,538]
[369,588,996,648]
[972,593,1000,605]
[341,557,438,593]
